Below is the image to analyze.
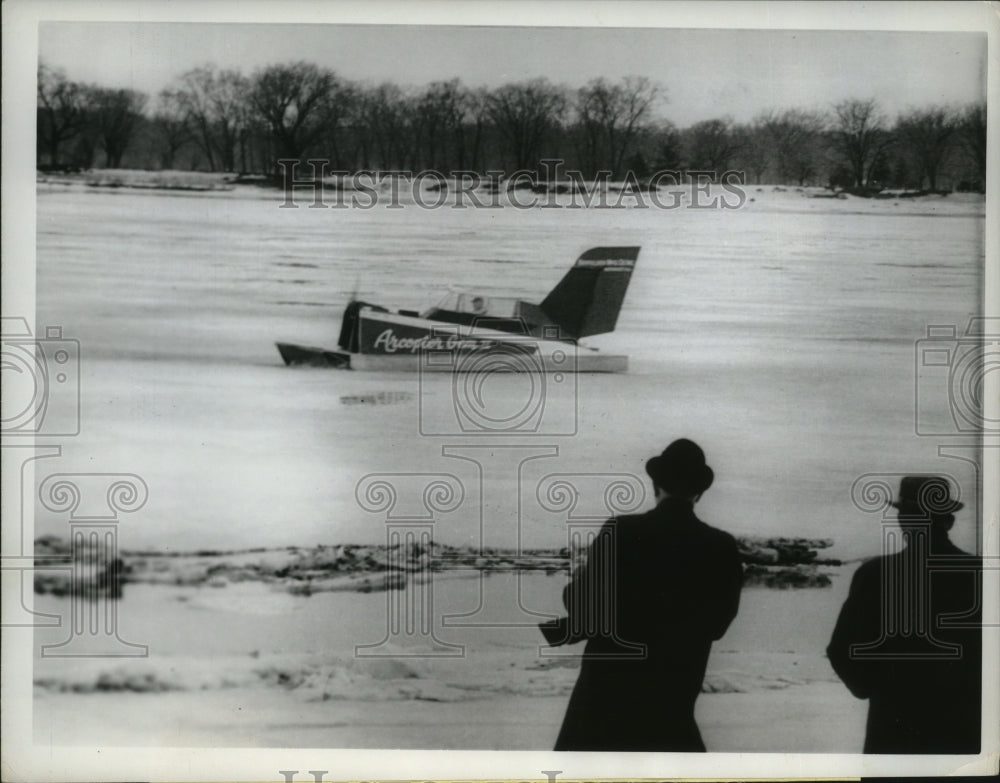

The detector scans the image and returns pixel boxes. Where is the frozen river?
[34,182,984,558]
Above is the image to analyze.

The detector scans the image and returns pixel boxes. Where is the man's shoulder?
[606,507,666,528]
[849,553,901,589]
[690,516,739,547]
[930,541,980,563]
[854,546,980,573]
[599,513,646,542]
[614,510,738,549]
[611,510,651,526]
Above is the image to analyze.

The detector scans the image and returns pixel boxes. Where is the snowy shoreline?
[32,574,868,750]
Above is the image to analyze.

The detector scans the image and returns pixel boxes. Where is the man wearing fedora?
[827,475,982,754]
[545,438,743,751]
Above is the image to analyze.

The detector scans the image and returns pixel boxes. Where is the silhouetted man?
[542,439,743,751]
[827,475,982,753]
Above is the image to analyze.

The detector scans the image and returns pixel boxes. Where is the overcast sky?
[39,23,985,126]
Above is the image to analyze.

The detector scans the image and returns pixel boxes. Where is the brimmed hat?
[645,439,714,497]
[890,475,963,515]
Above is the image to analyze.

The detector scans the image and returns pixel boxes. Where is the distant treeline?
[38,60,986,192]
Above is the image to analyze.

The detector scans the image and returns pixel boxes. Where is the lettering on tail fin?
[540,247,640,339]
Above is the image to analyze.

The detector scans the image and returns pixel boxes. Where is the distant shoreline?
[36,169,988,201]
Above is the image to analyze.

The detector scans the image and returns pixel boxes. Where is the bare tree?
[408,79,463,170]
[151,89,194,169]
[757,109,826,185]
[955,102,986,191]
[37,63,88,167]
[173,65,250,171]
[895,106,956,191]
[173,67,217,170]
[485,78,567,172]
[87,87,148,168]
[829,99,895,189]
[685,117,743,171]
[573,76,661,176]
[354,82,414,170]
[650,121,683,172]
[463,87,492,172]
[250,61,348,168]
[213,69,250,172]
[733,120,770,184]
[315,82,359,170]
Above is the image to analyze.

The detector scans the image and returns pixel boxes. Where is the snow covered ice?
[35,183,984,559]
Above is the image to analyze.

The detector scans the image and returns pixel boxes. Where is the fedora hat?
[890,475,963,514]
[645,438,714,497]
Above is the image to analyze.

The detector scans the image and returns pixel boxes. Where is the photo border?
[2,0,997,780]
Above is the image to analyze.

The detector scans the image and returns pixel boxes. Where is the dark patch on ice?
[874,262,953,269]
[274,261,319,269]
[818,336,912,345]
[274,301,331,307]
[276,279,310,284]
[525,657,581,671]
[340,391,414,406]
[35,672,183,693]
[470,258,525,265]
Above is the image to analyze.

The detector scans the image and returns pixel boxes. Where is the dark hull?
[275,342,352,369]
[276,308,629,372]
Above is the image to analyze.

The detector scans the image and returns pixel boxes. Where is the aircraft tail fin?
[539,246,640,339]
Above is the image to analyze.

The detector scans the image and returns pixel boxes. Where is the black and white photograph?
[2,1,998,780]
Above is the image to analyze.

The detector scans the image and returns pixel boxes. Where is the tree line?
[38,60,986,192]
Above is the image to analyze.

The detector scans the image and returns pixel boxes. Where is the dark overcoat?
[554,497,743,751]
[826,538,981,754]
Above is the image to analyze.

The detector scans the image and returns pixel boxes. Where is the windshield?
[424,292,519,318]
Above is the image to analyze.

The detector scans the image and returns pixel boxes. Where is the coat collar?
[651,496,699,521]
